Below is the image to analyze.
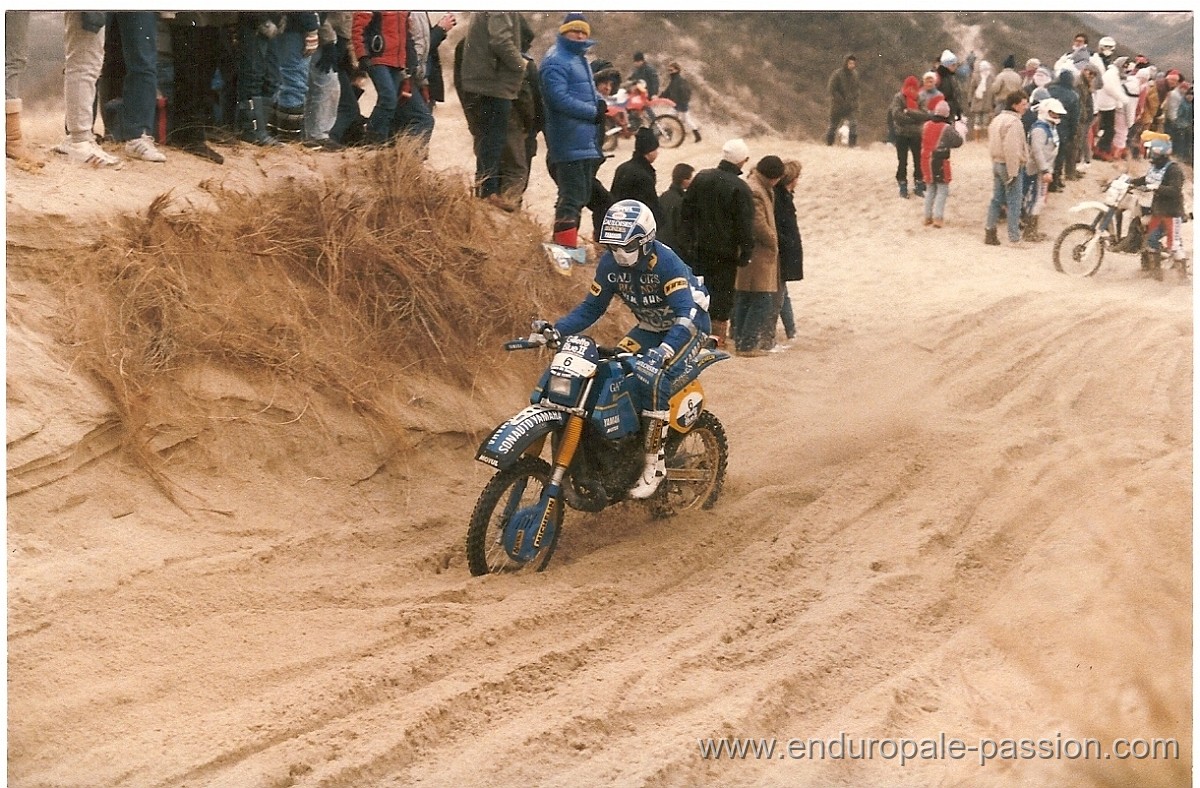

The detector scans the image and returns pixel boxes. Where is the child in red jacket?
[920,98,964,227]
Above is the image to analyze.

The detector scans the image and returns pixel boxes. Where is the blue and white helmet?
[1145,138,1172,160]
[598,199,656,266]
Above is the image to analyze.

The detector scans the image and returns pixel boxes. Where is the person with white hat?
[936,49,964,120]
[678,138,755,347]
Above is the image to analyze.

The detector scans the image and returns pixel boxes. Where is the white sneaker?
[124,133,166,162]
[65,139,122,168]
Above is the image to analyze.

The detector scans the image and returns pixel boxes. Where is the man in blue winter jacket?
[539,12,606,253]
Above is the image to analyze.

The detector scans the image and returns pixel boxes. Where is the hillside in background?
[18,11,1193,144]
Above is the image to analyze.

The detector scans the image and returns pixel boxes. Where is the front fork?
[509,414,585,561]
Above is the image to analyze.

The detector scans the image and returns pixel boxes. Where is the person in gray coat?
[460,11,527,206]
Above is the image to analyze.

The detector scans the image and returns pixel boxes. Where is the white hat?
[940,49,958,67]
[721,138,750,164]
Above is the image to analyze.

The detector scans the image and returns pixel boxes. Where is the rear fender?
[476,406,567,471]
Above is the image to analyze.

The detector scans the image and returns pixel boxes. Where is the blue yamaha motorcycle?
[466,331,730,575]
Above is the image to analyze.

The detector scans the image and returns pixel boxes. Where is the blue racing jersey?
[554,240,711,358]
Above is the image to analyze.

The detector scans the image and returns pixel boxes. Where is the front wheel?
[1053,222,1106,276]
[646,411,728,518]
[466,457,561,576]
[653,115,686,149]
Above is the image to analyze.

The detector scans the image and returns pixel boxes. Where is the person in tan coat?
[732,155,784,356]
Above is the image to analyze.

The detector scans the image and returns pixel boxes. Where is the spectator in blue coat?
[540,12,606,251]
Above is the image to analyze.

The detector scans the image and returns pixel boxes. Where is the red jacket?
[352,11,408,69]
[920,105,963,185]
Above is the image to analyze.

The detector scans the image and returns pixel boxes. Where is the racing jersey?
[554,240,711,358]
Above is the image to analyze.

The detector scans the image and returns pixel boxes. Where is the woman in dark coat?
[765,158,803,349]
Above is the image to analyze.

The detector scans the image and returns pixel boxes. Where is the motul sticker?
[589,281,602,296]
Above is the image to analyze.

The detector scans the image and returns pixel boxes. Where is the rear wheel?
[466,457,560,576]
[1053,222,1105,276]
[646,411,728,518]
[653,115,686,149]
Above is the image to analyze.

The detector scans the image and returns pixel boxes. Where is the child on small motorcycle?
[531,199,712,499]
[1129,136,1187,277]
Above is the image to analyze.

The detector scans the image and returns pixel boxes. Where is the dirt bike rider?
[531,199,713,499]
[1128,137,1186,277]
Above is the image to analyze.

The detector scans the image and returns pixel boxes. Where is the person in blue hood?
[539,12,606,251]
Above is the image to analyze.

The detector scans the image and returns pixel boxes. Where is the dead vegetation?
[59,142,605,473]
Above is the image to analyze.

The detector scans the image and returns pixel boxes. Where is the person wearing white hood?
[1091,37,1124,160]
[967,59,993,141]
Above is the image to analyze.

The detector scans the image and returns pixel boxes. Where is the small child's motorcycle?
[465,331,729,576]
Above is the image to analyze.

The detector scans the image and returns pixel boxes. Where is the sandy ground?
[6,92,1193,788]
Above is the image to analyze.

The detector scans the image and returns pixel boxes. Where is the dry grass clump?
[63,142,586,465]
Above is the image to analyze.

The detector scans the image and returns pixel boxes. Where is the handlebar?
[503,337,633,360]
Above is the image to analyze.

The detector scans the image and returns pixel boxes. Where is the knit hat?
[633,51,645,61]
[1025,58,1041,70]
[722,138,750,165]
[755,155,785,179]
[634,127,659,156]
[940,49,958,67]
[1003,54,1017,69]
[1033,66,1053,87]
[1112,56,1129,71]
[922,71,938,83]
[559,12,590,37]
[932,98,951,117]
[977,60,992,72]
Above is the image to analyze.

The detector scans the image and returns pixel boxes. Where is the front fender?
[476,405,567,471]
[1068,201,1109,216]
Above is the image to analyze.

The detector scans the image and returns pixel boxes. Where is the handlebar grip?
[504,339,543,351]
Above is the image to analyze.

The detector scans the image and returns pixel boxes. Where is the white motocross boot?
[628,412,669,499]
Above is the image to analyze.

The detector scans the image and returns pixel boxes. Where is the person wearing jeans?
[109,12,165,161]
[270,13,318,142]
[920,98,964,228]
[984,91,1029,245]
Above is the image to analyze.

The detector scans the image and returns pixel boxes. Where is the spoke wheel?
[654,115,686,148]
[466,457,560,576]
[646,411,728,518]
[1053,222,1105,276]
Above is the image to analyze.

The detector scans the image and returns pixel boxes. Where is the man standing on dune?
[983,91,1030,248]
[825,54,859,147]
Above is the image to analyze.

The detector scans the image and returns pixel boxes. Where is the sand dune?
[6,94,1192,787]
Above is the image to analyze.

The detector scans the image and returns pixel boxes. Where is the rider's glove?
[530,319,560,347]
[595,99,608,124]
[634,345,669,386]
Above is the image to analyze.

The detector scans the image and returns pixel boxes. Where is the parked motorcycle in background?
[465,329,730,576]
[602,82,686,152]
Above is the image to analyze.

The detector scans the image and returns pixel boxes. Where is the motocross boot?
[628,412,669,500]
[984,227,1000,246]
